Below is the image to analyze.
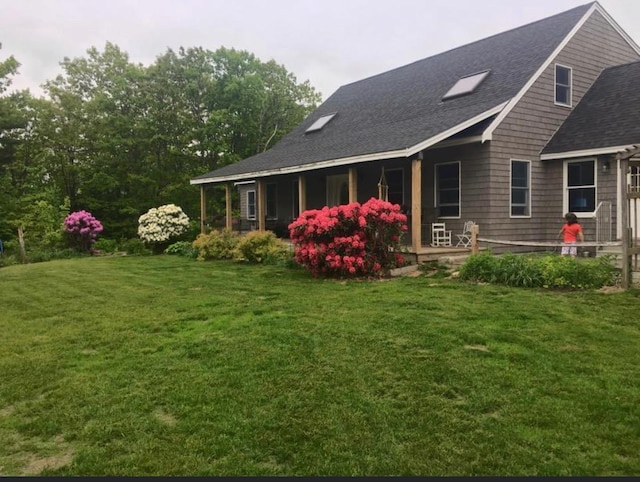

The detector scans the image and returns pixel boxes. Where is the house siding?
[423,142,492,238]
[489,9,639,251]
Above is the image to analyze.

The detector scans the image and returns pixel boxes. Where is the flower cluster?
[138,204,190,244]
[288,197,408,278]
[64,210,104,252]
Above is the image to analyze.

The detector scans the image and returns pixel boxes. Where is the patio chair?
[456,220,476,247]
[431,222,452,247]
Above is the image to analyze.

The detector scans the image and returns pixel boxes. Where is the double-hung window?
[555,64,572,107]
[435,162,460,218]
[565,159,596,214]
[247,190,256,220]
[511,160,530,217]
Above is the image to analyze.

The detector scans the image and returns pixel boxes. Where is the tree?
[2,43,321,242]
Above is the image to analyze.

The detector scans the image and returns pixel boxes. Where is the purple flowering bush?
[64,210,104,253]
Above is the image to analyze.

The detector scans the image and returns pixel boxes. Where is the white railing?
[593,201,613,244]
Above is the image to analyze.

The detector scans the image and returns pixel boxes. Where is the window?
[443,70,490,100]
[511,160,530,217]
[565,159,596,214]
[386,169,404,207]
[435,162,460,218]
[306,113,337,133]
[555,64,572,106]
[247,190,256,220]
[327,174,349,207]
[266,183,277,219]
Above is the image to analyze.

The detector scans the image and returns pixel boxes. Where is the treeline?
[0,43,320,247]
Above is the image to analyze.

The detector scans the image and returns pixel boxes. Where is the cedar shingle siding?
[491,10,639,246]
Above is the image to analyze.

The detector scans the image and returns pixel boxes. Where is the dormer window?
[306,113,337,133]
[442,70,490,100]
[555,64,572,107]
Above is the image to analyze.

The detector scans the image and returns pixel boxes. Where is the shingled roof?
[192,2,594,184]
[541,60,640,158]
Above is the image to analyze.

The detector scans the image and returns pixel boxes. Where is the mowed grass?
[0,256,639,476]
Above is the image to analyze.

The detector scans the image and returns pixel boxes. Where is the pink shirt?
[562,223,582,243]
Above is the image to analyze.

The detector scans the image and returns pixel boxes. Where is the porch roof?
[541,60,640,160]
[192,3,594,184]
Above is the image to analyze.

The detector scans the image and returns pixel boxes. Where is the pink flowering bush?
[64,210,104,253]
[288,197,408,278]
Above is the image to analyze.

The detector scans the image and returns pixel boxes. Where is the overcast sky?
[2,0,639,101]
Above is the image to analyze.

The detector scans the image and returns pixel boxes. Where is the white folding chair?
[456,220,475,247]
[431,222,452,247]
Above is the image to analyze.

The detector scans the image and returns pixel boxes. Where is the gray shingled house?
[190,1,640,255]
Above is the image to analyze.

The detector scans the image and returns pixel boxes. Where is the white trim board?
[540,144,636,160]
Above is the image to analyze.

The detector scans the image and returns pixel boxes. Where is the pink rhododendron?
[288,197,408,278]
[64,210,104,253]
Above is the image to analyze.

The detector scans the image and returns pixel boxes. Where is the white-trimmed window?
[555,64,572,107]
[510,160,531,217]
[435,162,460,218]
[247,190,256,220]
[266,183,277,219]
[564,159,596,215]
[327,174,349,207]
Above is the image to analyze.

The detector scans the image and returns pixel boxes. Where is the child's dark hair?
[564,212,578,225]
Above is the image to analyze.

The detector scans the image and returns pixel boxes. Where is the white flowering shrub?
[138,204,190,245]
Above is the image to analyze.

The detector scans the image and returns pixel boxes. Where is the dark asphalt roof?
[193,2,593,182]
[542,60,640,155]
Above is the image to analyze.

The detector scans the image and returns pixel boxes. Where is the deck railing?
[593,201,613,244]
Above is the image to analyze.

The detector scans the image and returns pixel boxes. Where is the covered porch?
[193,151,470,255]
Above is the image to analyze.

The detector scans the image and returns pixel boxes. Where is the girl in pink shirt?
[558,212,584,257]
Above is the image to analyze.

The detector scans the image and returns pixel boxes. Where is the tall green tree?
[5,43,321,241]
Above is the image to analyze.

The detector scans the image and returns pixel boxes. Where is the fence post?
[471,224,479,255]
[18,227,27,263]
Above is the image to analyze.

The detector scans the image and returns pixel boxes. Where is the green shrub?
[459,252,617,289]
[121,238,151,256]
[165,240,198,258]
[235,230,292,264]
[93,238,119,253]
[192,229,240,261]
[458,251,498,283]
[27,248,80,263]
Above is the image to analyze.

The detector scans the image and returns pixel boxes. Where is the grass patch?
[0,256,639,475]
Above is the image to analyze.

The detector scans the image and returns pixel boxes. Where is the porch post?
[411,154,423,251]
[225,183,233,230]
[200,185,207,234]
[257,179,266,231]
[298,175,307,214]
[349,167,358,203]
[620,157,630,288]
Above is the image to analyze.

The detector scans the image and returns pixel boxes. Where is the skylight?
[442,70,491,100]
[305,112,337,133]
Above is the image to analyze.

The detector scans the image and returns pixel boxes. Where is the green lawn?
[0,256,639,476]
